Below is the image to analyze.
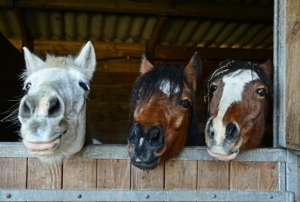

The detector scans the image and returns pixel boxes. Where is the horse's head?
[18,41,96,163]
[205,60,272,161]
[127,53,202,170]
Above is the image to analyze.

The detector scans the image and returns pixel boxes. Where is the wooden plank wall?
[284,0,300,148]
[0,157,279,192]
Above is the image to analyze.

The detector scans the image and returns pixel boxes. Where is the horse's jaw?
[22,106,87,164]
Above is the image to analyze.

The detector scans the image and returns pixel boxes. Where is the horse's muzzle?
[205,119,241,160]
[127,123,164,169]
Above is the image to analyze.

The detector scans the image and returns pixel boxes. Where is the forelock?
[44,55,74,68]
[129,64,186,117]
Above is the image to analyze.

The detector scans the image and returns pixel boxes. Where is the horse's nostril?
[48,97,60,116]
[149,126,164,148]
[23,101,31,113]
[151,129,159,141]
[226,123,239,140]
[20,100,33,118]
[127,123,142,143]
[209,131,215,139]
[205,120,215,139]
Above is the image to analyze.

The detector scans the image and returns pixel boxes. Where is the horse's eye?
[257,88,267,97]
[24,83,32,91]
[210,85,217,93]
[181,100,191,108]
[79,82,89,91]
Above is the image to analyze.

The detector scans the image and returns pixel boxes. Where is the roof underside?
[0,0,274,58]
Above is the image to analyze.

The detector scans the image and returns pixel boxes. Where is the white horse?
[18,41,96,164]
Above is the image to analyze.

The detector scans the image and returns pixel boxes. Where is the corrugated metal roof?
[0,0,273,49]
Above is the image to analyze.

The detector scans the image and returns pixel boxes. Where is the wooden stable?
[0,0,300,201]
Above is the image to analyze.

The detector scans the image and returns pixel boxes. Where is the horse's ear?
[23,47,45,76]
[74,41,96,81]
[140,54,154,75]
[259,59,273,80]
[184,52,202,91]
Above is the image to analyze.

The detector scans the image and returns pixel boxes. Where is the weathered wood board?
[284,0,300,148]
[0,158,279,191]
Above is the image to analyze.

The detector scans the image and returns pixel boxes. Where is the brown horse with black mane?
[205,60,272,161]
[127,53,202,170]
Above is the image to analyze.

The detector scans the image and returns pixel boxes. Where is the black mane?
[129,63,200,146]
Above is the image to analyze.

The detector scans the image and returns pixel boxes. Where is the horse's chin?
[131,157,159,170]
[207,148,239,161]
[23,136,61,152]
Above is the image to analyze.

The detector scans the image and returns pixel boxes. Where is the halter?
[204,60,233,104]
[204,60,263,117]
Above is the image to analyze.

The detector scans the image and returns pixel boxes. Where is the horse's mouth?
[23,134,63,152]
[207,148,239,161]
[130,157,159,170]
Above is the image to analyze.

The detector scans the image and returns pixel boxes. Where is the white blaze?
[159,79,180,97]
[139,137,144,146]
[213,69,259,144]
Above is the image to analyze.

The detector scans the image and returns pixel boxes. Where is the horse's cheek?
[173,114,184,130]
[246,98,263,121]
[239,122,254,150]
[173,108,190,130]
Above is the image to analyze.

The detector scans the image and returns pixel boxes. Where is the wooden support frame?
[1,0,273,21]
[8,39,273,61]
[146,16,168,64]
[274,0,300,149]
[13,6,33,51]
[274,1,300,200]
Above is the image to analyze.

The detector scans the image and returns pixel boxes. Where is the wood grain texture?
[131,163,164,190]
[165,160,197,190]
[27,158,62,189]
[285,0,300,148]
[8,39,273,61]
[97,159,130,189]
[96,60,140,73]
[230,161,278,191]
[63,158,97,189]
[0,157,27,189]
[197,161,229,190]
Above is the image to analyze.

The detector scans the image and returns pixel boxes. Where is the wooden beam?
[14,6,33,52]
[146,16,168,64]
[3,0,273,21]
[155,45,273,61]
[146,0,175,63]
[7,39,273,61]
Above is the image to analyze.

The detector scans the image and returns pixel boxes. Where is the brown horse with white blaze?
[205,60,272,161]
[127,53,202,170]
